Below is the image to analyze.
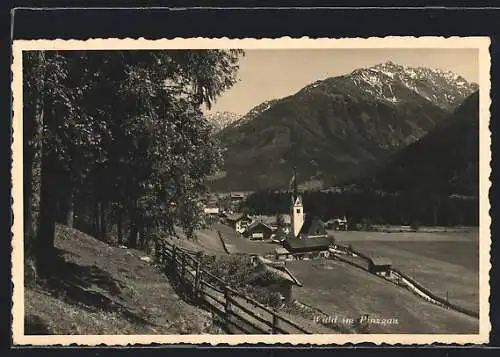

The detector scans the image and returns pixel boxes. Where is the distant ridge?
[369,90,479,197]
[210,62,478,192]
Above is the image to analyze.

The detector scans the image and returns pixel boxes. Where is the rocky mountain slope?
[205,111,240,132]
[210,62,478,191]
[346,61,478,111]
[369,90,479,197]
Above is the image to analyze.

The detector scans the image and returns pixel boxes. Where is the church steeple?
[290,166,298,201]
[289,166,304,238]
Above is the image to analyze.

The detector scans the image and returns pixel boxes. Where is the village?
[193,172,398,306]
[180,169,480,334]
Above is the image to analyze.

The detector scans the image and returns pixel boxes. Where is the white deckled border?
[11,36,492,346]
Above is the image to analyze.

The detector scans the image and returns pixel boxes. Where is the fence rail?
[159,240,311,334]
[333,244,479,319]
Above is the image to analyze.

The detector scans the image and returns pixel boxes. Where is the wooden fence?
[158,241,312,334]
[333,244,479,319]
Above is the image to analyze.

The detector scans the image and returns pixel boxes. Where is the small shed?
[243,221,274,240]
[368,257,392,277]
[274,247,293,261]
[249,262,302,303]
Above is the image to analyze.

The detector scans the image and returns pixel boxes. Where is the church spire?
[290,166,304,238]
[289,166,298,200]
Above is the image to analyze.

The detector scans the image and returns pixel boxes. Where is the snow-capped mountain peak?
[205,111,240,132]
[346,61,478,110]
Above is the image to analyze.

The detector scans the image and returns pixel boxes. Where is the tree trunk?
[128,222,138,248]
[65,189,74,228]
[35,153,57,275]
[128,200,138,248]
[93,199,100,238]
[25,91,44,271]
[100,200,107,241]
[116,207,123,245]
[138,217,145,249]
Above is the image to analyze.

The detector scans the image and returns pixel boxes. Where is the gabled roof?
[284,237,330,251]
[326,217,348,224]
[369,257,392,266]
[299,215,327,237]
[250,260,302,286]
[245,220,274,232]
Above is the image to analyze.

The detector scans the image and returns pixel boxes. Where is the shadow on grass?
[31,248,155,330]
[25,315,51,335]
[159,260,229,333]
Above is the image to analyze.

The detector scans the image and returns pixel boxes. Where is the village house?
[203,206,220,215]
[325,216,349,231]
[243,221,274,240]
[368,257,392,277]
[274,247,293,261]
[226,213,253,234]
[283,237,331,259]
[249,256,302,303]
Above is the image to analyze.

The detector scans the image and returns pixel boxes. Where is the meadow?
[334,230,480,314]
[286,258,479,334]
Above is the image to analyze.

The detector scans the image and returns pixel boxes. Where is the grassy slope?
[25,224,223,335]
[346,240,479,313]
[334,230,479,312]
[286,259,478,334]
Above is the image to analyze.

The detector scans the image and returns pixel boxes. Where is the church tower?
[290,167,304,238]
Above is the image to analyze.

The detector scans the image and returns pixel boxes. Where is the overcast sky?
[206,48,479,116]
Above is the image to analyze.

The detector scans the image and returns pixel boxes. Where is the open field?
[286,259,479,334]
[335,230,480,314]
[330,229,479,242]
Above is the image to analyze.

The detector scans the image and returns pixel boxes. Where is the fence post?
[181,252,186,281]
[172,246,177,275]
[194,260,201,299]
[224,285,232,329]
[162,246,169,274]
[272,313,279,334]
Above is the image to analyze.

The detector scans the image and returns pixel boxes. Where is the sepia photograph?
[11,37,491,345]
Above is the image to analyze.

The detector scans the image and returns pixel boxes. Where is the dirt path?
[212,223,277,255]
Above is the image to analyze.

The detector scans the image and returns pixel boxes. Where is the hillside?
[25,224,223,335]
[370,90,479,197]
[211,62,477,191]
[205,111,240,133]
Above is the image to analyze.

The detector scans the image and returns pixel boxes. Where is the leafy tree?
[24,49,244,275]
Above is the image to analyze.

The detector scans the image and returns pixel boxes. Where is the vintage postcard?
[11,37,491,345]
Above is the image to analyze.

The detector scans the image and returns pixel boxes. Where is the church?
[283,169,331,255]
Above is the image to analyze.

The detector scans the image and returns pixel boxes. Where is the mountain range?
[208,61,479,192]
[204,111,240,132]
[368,90,479,197]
